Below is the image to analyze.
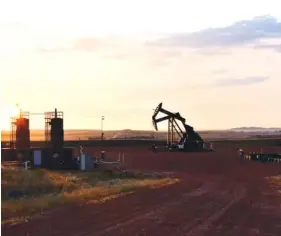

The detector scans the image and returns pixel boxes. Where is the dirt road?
[2,145,281,236]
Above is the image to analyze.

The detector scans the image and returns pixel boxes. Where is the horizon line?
[2,127,278,132]
[1,128,231,132]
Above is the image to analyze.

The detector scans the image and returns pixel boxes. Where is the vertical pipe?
[171,118,174,144]
[167,120,169,145]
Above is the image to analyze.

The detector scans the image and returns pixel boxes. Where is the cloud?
[145,49,183,67]
[102,53,130,60]
[38,37,115,53]
[214,76,269,87]
[0,22,23,30]
[149,15,281,49]
[253,44,281,52]
[38,47,70,53]
[196,49,231,56]
[212,69,228,75]
[39,36,184,61]
[72,38,103,51]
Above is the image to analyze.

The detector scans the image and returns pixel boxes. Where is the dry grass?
[266,175,281,194]
[1,167,79,199]
[1,167,179,224]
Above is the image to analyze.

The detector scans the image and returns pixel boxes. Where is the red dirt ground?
[2,144,281,236]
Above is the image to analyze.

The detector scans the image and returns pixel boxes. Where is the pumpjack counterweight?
[152,103,213,152]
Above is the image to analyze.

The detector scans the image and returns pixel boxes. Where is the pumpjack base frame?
[150,144,214,153]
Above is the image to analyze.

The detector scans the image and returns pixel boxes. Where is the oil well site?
[2,103,281,236]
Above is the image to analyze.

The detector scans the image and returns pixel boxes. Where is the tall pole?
[101,116,105,140]
[152,108,156,140]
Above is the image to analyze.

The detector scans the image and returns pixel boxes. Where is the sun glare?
[6,104,21,118]
[0,104,22,130]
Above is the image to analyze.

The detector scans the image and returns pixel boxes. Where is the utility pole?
[101,116,105,140]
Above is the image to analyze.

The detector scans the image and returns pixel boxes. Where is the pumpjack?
[152,103,214,152]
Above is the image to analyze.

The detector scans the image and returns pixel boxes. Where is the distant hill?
[2,128,281,142]
[231,127,281,132]
[1,129,166,141]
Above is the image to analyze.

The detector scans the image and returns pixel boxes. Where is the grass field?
[1,167,179,225]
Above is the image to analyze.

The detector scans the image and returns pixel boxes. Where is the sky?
[1,0,281,131]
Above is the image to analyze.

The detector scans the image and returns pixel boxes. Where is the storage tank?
[50,117,64,150]
[16,118,30,149]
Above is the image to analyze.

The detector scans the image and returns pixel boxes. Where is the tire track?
[183,185,247,235]
[94,181,238,236]
[93,182,217,236]
[206,182,281,236]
